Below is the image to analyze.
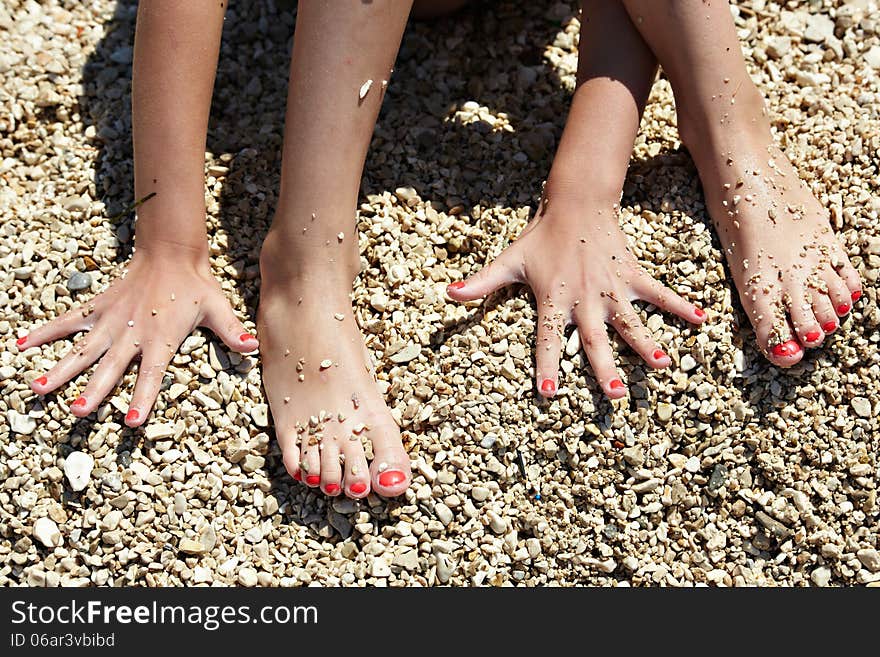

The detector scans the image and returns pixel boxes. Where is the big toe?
[766,338,804,367]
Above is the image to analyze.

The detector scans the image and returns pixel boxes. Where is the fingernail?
[16,336,28,347]
[822,321,837,333]
[447,281,465,291]
[239,332,255,342]
[34,375,48,386]
[771,340,801,358]
[125,409,140,423]
[805,331,821,343]
[653,349,668,360]
[378,470,406,487]
[540,379,556,395]
[292,470,302,481]
[836,303,850,315]
[609,379,625,390]
[305,475,320,486]
[350,482,367,495]
[694,307,705,319]
[851,290,861,302]
[71,396,87,408]
[325,483,340,494]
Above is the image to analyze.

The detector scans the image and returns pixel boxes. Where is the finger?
[17,304,100,350]
[32,328,112,396]
[447,245,522,302]
[608,299,670,369]
[534,304,566,398]
[575,313,626,400]
[633,274,706,325]
[201,294,258,353]
[74,344,140,417]
[126,342,175,427]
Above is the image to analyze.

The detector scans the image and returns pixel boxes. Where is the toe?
[368,420,411,498]
[831,250,862,302]
[824,268,853,317]
[300,431,321,488]
[810,289,838,336]
[787,285,823,347]
[342,435,371,499]
[320,436,343,496]
[277,428,302,482]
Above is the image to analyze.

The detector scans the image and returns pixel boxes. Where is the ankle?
[677,85,770,153]
[260,227,360,291]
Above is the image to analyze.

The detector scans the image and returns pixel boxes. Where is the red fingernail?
[305,475,320,486]
[836,303,850,315]
[34,375,48,386]
[609,379,625,390]
[292,470,302,481]
[16,336,27,346]
[805,331,821,343]
[822,321,837,333]
[448,281,465,291]
[325,483,340,494]
[653,350,668,360]
[378,470,406,487]
[125,409,139,423]
[71,396,87,408]
[540,379,556,394]
[239,332,255,342]
[350,482,367,495]
[694,307,705,318]
[851,290,861,302]
[771,340,801,358]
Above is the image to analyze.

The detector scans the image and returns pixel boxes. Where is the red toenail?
[822,321,837,333]
[448,281,465,291]
[805,331,821,343]
[350,482,367,495]
[378,470,406,487]
[292,470,302,481]
[653,350,667,360]
[836,303,850,315]
[305,475,320,486]
[609,379,624,390]
[34,375,48,386]
[694,307,705,318]
[125,409,139,423]
[771,340,801,358]
[851,290,861,302]
[239,332,255,342]
[540,379,556,394]
[325,483,340,494]
[71,396,87,408]
[16,336,27,346]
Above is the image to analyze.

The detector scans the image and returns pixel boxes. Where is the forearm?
[545,0,657,202]
[131,0,226,259]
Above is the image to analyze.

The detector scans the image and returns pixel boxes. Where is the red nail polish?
[851,290,861,302]
[34,375,48,386]
[822,321,837,333]
[125,409,140,423]
[771,340,801,358]
[836,303,850,315]
[292,470,302,481]
[16,336,27,346]
[609,379,624,390]
[350,482,367,495]
[305,475,320,486]
[71,396,87,408]
[805,331,821,343]
[325,483,340,494]
[239,332,255,342]
[694,307,705,319]
[448,281,465,291]
[378,470,406,487]
[653,350,668,360]
[540,379,556,394]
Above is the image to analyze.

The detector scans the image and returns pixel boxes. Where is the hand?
[15,249,258,426]
[446,201,706,399]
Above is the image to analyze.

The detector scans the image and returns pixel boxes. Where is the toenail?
[447,281,465,291]
[350,482,367,495]
[771,340,801,358]
[805,331,821,343]
[16,336,28,346]
[851,290,861,302]
[540,379,556,394]
[653,349,668,360]
[325,483,340,494]
[822,321,837,333]
[378,470,406,487]
[305,475,320,486]
[34,375,48,386]
[609,379,625,390]
[694,307,705,319]
[836,303,850,315]
[292,470,302,481]
[71,396,87,408]
[239,332,255,342]
[125,409,139,423]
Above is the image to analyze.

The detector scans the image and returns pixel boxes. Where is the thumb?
[201,294,259,353]
[446,246,522,302]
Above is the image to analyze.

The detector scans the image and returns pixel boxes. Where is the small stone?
[179,538,206,555]
[7,410,36,435]
[63,195,90,212]
[684,456,701,473]
[708,463,728,491]
[851,397,871,418]
[755,511,792,540]
[865,46,880,70]
[857,549,880,572]
[33,517,63,548]
[238,567,258,587]
[250,403,269,427]
[144,423,176,440]
[810,566,832,587]
[565,328,580,357]
[370,557,391,578]
[359,79,373,100]
[63,451,94,492]
[390,343,420,364]
[622,446,645,468]
[434,503,453,526]
[393,550,420,571]
[656,403,673,422]
[803,14,834,43]
[66,271,91,292]
[680,354,697,372]
[471,487,491,502]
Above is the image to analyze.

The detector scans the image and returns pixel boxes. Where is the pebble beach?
[1,0,879,587]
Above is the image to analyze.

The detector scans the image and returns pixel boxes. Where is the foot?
[257,238,411,499]
[683,110,862,366]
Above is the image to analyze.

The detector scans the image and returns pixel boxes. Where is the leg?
[618,0,862,365]
[448,0,705,399]
[258,0,414,498]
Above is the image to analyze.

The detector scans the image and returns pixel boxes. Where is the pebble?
[851,397,871,418]
[66,271,91,292]
[390,343,420,364]
[250,403,269,427]
[684,456,701,473]
[656,402,673,422]
[63,451,94,492]
[434,503,453,526]
[857,549,880,572]
[755,511,792,540]
[33,517,63,548]
[810,566,832,587]
[144,423,176,440]
[238,568,258,587]
[708,464,728,491]
[7,409,36,435]
[63,195,90,212]
[680,354,698,372]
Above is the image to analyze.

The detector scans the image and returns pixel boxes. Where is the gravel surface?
[1,0,878,587]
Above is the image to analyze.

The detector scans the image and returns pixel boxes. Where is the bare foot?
[257,235,411,499]
[683,113,862,366]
